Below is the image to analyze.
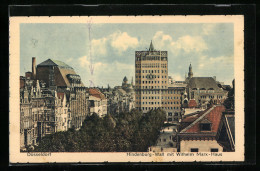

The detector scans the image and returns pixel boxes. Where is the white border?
[9,16,244,163]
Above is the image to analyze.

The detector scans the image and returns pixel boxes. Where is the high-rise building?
[135,41,185,120]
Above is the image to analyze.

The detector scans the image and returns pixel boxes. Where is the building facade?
[185,64,228,108]
[88,88,107,117]
[135,41,185,122]
[20,57,90,150]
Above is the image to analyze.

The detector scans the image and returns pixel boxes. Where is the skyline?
[20,23,234,87]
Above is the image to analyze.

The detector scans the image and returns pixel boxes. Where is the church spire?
[149,40,154,51]
[188,63,193,79]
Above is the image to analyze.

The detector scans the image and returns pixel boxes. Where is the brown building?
[20,58,88,150]
[135,41,185,122]
[36,59,84,88]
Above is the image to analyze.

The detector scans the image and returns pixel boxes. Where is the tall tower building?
[135,41,168,113]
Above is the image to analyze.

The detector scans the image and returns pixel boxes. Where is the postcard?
[9,15,244,163]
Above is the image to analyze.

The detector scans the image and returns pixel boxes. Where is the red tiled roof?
[182,107,211,123]
[182,114,200,123]
[88,88,106,100]
[188,99,197,108]
[183,105,225,133]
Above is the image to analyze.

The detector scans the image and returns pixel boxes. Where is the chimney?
[32,57,36,79]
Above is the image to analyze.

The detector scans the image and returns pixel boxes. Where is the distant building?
[88,88,107,117]
[148,126,178,152]
[178,105,226,152]
[184,64,228,108]
[100,76,135,115]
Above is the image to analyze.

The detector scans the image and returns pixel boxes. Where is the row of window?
[139,80,168,84]
[135,63,167,68]
[136,106,179,110]
[135,90,183,95]
[168,112,179,116]
[168,118,179,122]
[137,86,168,89]
[136,96,180,99]
[136,70,167,73]
[200,95,222,99]
[136,56,167,61]
[139,101,179,105]
[136,75,168,79]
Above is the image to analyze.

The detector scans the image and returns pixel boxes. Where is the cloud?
[78,55,107,70]
[195,55,234,85]
[152,31,174,50]
[91,37,108,56]
[198,55,233,68]
[90,31,139,56]
[169,73,183,81]
[152,31,207,55]
[110,31,139,54]
[78,55,134,87]
[175,35,208,53]
[202,24,217,35]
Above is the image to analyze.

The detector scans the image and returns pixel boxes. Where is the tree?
[224,79,235,110]
[34,109,166,152]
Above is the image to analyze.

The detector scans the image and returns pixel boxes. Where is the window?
[190,148,199,152]
[168,118,172,121]
[211,148,218,152]
[200,123,211,131]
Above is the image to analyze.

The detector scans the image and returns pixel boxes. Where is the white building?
[88,88,107,117]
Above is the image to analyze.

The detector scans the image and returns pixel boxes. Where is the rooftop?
[187,77,222,91]
[37,59,73,69]
[88,88,106,100]
[180,105,226,134]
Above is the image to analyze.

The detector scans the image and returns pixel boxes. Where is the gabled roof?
[187,77,222,91]
[38,59,73,69]
[88,88,106,100]
[180,105,225,134]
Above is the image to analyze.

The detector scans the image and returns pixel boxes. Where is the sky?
[20,22,234,87]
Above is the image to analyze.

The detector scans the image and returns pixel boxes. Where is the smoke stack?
[32,57,36,79]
